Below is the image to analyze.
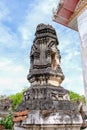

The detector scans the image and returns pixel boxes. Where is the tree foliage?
[0,109,13,129]
[69,91,86,103]
[9,92,23,110]
[9,87,27,110]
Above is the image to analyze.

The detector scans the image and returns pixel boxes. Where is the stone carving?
[16,23,80,112]
[14,24,82,130]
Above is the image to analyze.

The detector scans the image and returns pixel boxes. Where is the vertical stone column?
[77,9,87,105]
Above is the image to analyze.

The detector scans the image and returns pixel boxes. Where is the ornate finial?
[34,23,58,45]
[36,23,54,32]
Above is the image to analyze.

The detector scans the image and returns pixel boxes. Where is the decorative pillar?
[77,9,87,105]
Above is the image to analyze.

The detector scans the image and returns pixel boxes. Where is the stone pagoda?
[14,24,82,130]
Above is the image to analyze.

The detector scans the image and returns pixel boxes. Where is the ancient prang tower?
[14,24,82,130]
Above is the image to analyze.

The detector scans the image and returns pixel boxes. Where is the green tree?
[9,92,23,110]
[0,109,13,130]
[9,87,28,110]
[69,91,86,103]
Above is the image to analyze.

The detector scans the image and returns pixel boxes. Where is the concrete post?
[77,9,87,105]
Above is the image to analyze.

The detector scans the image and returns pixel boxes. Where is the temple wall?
[77,9,87,105]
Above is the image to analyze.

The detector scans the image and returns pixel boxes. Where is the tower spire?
[27,23,64,87]
[14,24,82,130]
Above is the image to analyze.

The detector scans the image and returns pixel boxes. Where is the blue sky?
[0,0,84,96]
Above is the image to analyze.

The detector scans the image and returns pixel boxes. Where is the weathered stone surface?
[14,23,82,130]
[14,124,82,130]
[0,96,13,119]
[21,110,82,125]
[17,85,70,111]
[17,23,68,112]
[27,23,64,85]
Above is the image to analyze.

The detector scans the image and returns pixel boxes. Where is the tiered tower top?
[17,24,73,111]
[27,23,64,87]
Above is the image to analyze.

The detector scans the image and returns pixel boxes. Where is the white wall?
[78,9,87,105]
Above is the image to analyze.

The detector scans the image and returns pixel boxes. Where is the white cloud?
[0,1,10,21]
[62,75,84,95]
[0,23,20,47]
[63,77,72,84]
[0,59,11,68]
[18,0,59,49]
[0,58,29,95]
[0,1,21,48]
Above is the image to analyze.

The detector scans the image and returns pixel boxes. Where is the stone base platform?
[14,110,82,130]
[14,124,82,130]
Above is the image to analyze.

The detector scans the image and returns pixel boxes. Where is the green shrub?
[0,110,13,130]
